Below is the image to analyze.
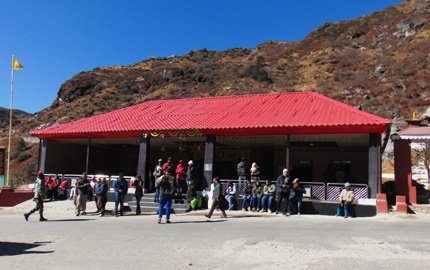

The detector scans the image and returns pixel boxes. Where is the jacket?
[226,185,237,196]
[276,175,290,193]
[213,183,223,200]
[96,182,108,197]
[339,189,355,203]
[263,184,276,196]
[157,175,176,196]
[34,177,45,199]
[113,178,128,195]
[290,185,305,200]
[134,179,144,196]
[175,164,187,181]
[77,178,91,196]
[252,185,263,199]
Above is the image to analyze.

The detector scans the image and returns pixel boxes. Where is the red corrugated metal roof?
[31,92,390,139]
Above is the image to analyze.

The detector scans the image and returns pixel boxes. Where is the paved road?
[1,201,430,270]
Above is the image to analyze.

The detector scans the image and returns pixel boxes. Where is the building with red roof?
[31,92,390,198]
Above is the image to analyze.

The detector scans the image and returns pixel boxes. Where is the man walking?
[205,177,227,219]
[24,170,48,222]
[275,168,291,215]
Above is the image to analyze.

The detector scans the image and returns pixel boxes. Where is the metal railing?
[326,183,368,201]
[218,179,369,201]
[43,173,136,192]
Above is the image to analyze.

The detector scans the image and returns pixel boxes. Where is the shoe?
[297,213,301,216]
[39,217,48,222]
[81,212,87,216]
[24,213,29,221]
[204,214,211,219]
[166,220,171,224]
[344,216,348,218]
[98,213,104,217]
[286,212,290,217]
[221,215,227,218]
[275,211,279,215]
[76,212,80,216]
[158,219,161,224]
[269,210,273,214]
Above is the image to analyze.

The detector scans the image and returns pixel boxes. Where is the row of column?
[38,133,382,197]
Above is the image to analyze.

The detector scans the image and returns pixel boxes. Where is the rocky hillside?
[4,0,430,137]
[0,107,31,135]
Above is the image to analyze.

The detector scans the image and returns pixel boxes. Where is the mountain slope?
[4,0,430,136]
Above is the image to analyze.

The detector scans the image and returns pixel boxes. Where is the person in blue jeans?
[225,181,237,210]
[261,179,276,213]
[156,171,176,224]
[289,178,306,215]
[113,173,128,217]
[251,180,263,211]
[241,180,252,211]
[153,159,164,203]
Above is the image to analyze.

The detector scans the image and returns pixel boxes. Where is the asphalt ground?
[1,200,430,270]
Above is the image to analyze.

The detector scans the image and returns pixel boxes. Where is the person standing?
[175,160,187,196]
[113,173,128,217]
[96,177,108,217]
[237,157,247,180]
[24,170,48,222]
[205,177,227,219]
[75,173,91,216]
[156,171,176,224]
[250,162,261,182]
[153,158,164,203]
[134,175,144,215]
[186,160,197,188]
[275,168,291,215]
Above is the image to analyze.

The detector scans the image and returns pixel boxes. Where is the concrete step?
[128,198,189,214]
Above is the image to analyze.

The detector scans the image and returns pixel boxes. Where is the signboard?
[0,148,5,187]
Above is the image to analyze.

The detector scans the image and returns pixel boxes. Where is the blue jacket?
[96,182,108,196]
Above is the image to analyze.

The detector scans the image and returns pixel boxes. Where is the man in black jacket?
[275,168,291,215]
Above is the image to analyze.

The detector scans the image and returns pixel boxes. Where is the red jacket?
[175,164,186,181]
[45,178,56,188]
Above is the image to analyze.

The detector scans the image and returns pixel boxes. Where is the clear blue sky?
[0,0,403,113]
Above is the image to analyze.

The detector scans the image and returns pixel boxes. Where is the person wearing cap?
[155,170,176,224]
[275,168,291,215]
[175,159,187,196]
[288,178,306,215]
[186,160,197,188]
[24,170,48,222]
[153,158,164,203]
[336,182,355,218]
[162,157,174,175]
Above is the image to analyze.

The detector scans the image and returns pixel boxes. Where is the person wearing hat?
[175,159,187,196]
[155,170,176,224]
[24,170,48,222]
[336,182,355,218]
[186,160,197,188]
[153,158,164,203]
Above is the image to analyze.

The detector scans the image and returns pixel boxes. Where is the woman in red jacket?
[175,160,187,197]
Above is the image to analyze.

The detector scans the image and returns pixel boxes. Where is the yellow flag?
[13,57,24,70]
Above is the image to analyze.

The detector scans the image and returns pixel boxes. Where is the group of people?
[23,160,356,222]
[153,157,198,203]
[217,169,306,216]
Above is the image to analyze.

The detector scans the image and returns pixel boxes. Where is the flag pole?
[6,55,15,187]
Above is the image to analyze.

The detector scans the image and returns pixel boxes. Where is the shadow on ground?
[0,241,54,256]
